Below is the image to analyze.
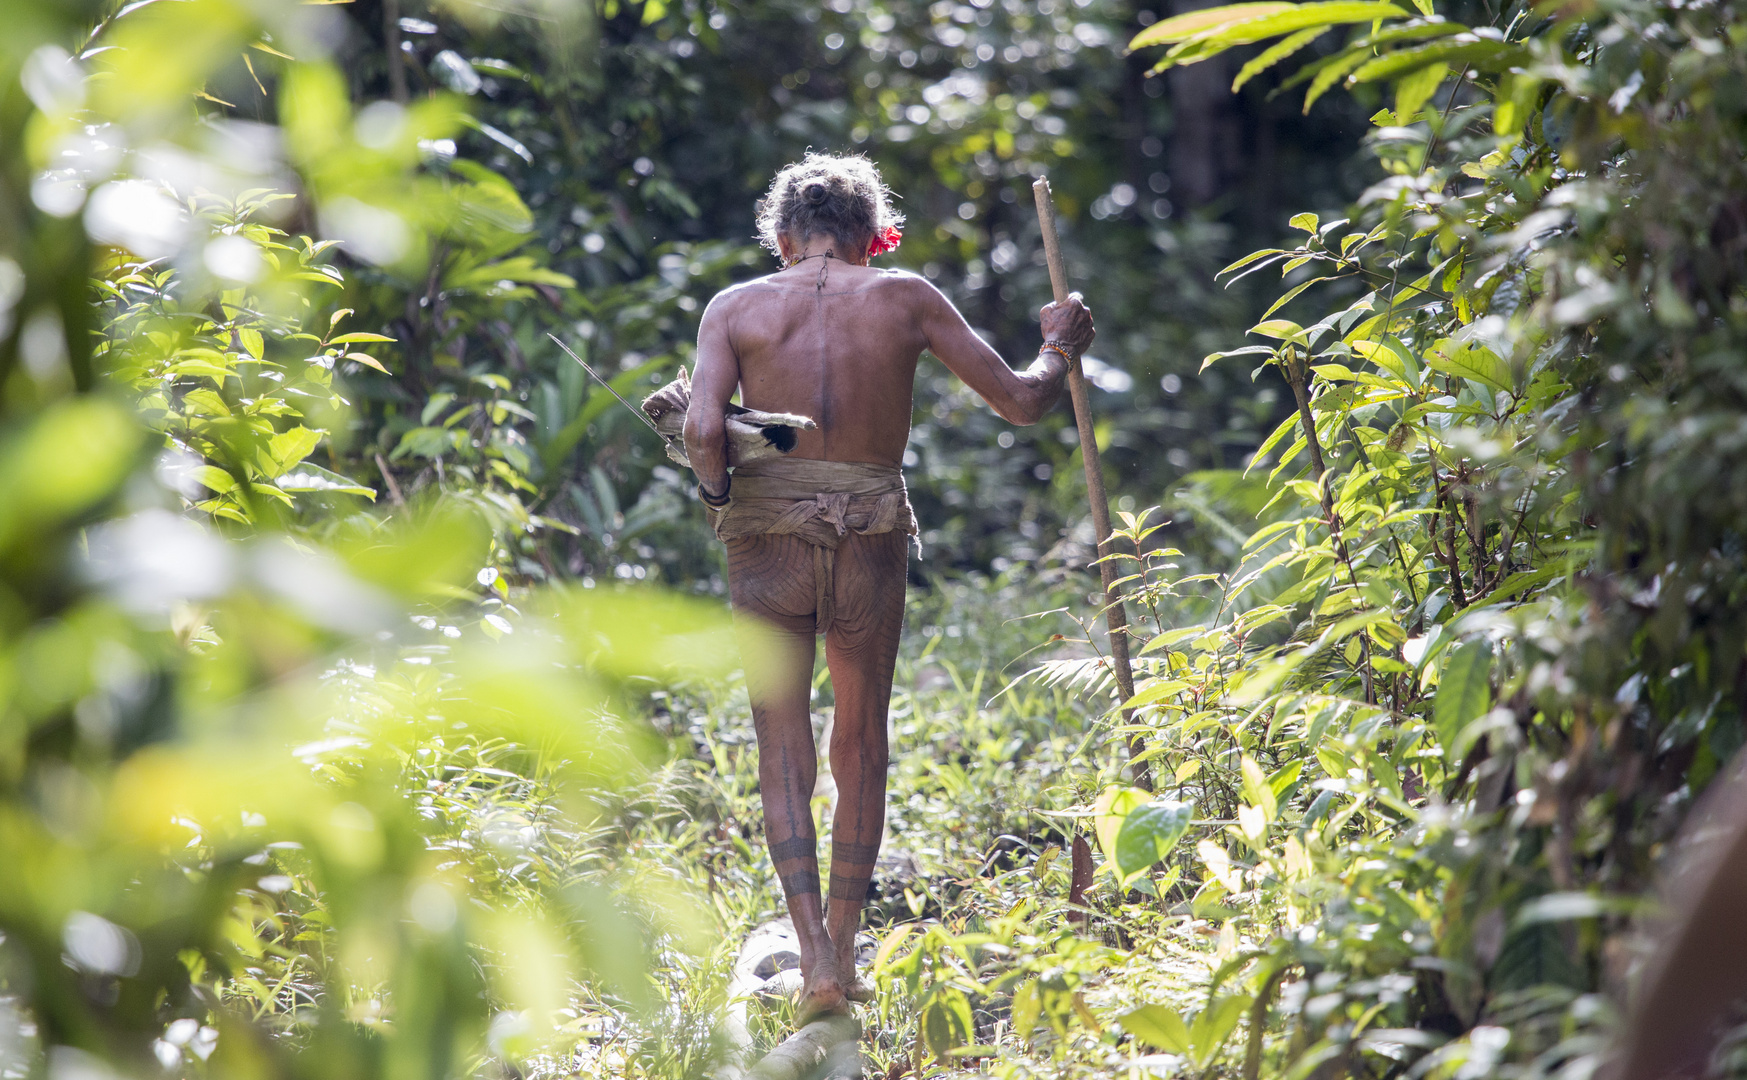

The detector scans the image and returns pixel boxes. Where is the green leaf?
[1428,343,1511,393]
[169,349,235,380]
[1393,59,1449,120]
[1434,639,1492,758]
[1155,2,1411,70]
[1232,26,1331,91]
[278,462,377,500]
[328,332,397,344]
[268,426,322,472]
[1202,344,1277,373]
[1011,979,1042,1036]
[1131,2,1295,49]
[1121,678,1191,709]
[1246,410,1304,476]
[1289,212,1320,233]
[1218,248,1288,278]
[1302,48,1371,111]
[1240,755,1277,819]
[1261,275,1341,320]
[1350,39,1527,84]
[182,388,231,416]
[1189,995,1252,1066]
[1248,318,1305,342]
[1120,1004,1191,1052]
[343,352,391,374]
[1140,625,1209,654]
[1093,785,1153,868]
[191,465,238,494]
[1114,800,1194,883]
[1350,338,1408,381]
[921,987,976,1056]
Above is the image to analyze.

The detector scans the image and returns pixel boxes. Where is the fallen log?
[746,1013,861,1080]
[716,919,864,1080]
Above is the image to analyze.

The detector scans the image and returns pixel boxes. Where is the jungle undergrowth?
[535,568,1223,1080]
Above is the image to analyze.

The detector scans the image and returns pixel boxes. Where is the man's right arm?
[913,278,1093,425]
[684,295,738,498]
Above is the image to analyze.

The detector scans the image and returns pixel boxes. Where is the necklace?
[785,249,841,290]
[784,250,839,269]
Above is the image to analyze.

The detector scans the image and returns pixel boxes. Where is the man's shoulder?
[711,275,778,301]
[700,275,778,320]
[860,268,943,309]
[867,266,931,289]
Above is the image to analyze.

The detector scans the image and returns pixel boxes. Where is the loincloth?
[709,458,919,634]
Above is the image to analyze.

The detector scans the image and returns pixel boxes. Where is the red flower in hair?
[868,225,902,257]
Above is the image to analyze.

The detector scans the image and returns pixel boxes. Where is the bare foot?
[796,955,851,1023]
[833,949,874,1002]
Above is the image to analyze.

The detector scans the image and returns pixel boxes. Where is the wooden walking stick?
[1033,177,1152,791]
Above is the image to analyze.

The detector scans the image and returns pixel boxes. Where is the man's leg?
[726,535,848,1016]
[821,530,908,993]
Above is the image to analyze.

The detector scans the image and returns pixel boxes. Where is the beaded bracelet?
[1040,340,1078,365]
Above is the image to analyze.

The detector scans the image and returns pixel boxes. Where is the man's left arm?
[917,279,1092,425]
[684,297,738,500]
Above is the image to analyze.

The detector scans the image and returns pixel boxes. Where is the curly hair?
[755,152,903,259]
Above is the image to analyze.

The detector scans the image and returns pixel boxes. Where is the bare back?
[713,261,927,465]
[684,257,1084,483]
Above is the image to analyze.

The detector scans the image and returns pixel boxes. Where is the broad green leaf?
[1270,760,1304,801]
[1140,625,1210,654]
[1120,1004,1191,1052]
[1350,338,1408,381]
[268,426,322,470]
[1311,362,1358,381]
[1393,60,1448,120]
[1093,785,1152,867]
[1114,800,1194,883]
[278,463,377,499]
[328,332,397,344]
[343,351,391,374]
[1130,3,1294,49]
[1161,2,1410,68]
[1011,980,1042,1037]
[1121,678,1191,709]
[169,350,235,380]
[1434,639,1492,758]
[1189,995,1252,1066]
[1248,318,1305,341]
[1350,39,1528,84]
[191,465,238,494]
[1495,72,1542,138]
[1240,755,1277,820]
[183,388,231,416]
[921,986,975,1055]
[1289,212,1320,233]
[1428,343,1512,393]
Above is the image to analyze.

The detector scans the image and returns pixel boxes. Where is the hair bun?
[803,181,829,205]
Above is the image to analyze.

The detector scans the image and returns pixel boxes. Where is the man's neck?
[791,241,868,268]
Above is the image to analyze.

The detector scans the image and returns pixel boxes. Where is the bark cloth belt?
[707,458,919,634]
